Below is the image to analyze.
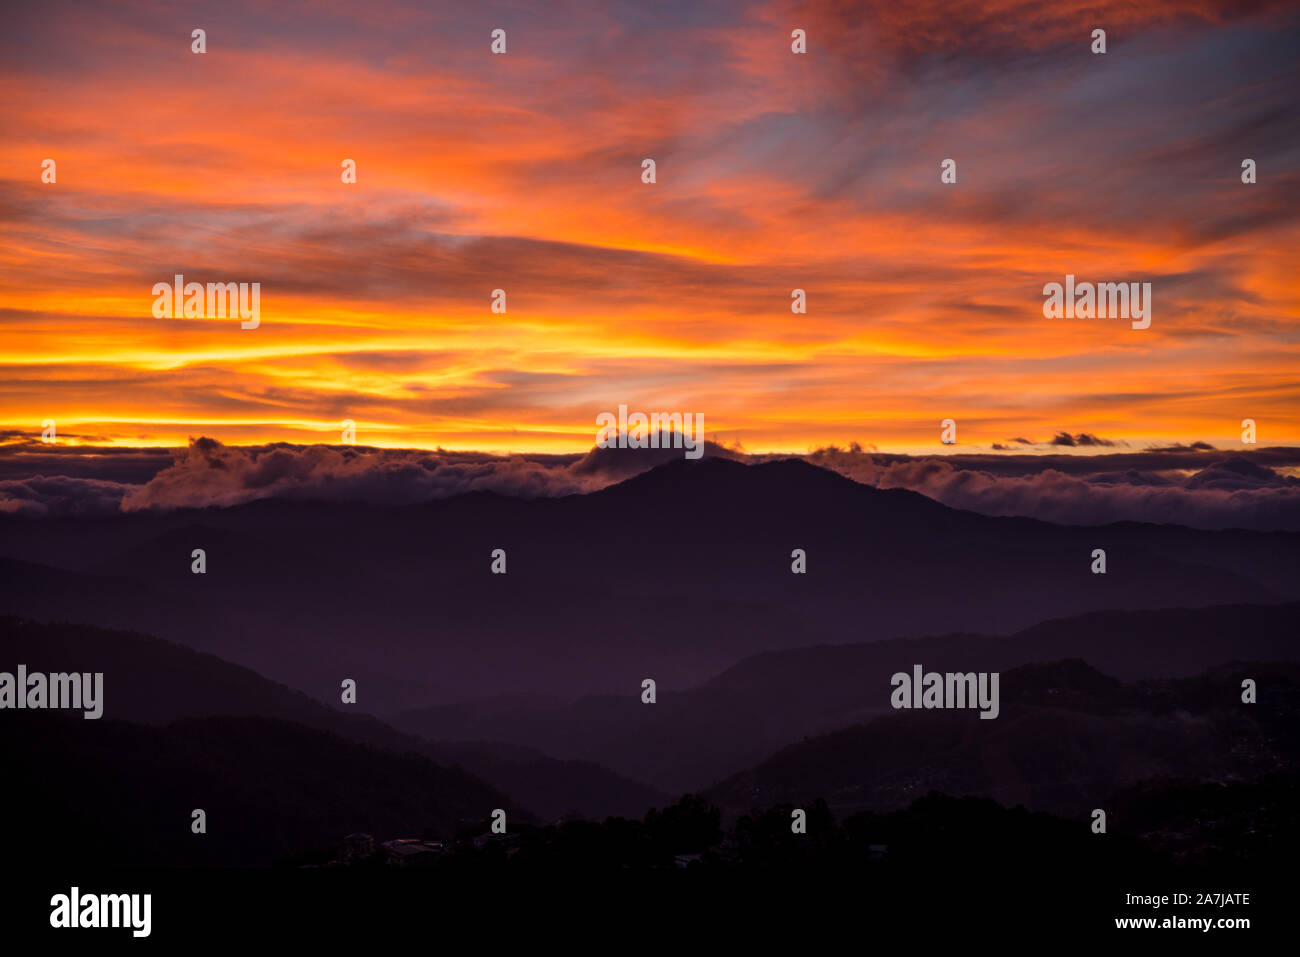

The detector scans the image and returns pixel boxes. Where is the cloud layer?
[2,0,1298,451]
[3,437,1298,531]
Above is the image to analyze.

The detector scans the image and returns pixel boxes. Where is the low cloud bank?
[804,447,1300,530]
[1,437,1298,531]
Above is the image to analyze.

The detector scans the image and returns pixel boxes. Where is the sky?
[1,0,1298,454]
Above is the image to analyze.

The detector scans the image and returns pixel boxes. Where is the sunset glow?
[3,0,1297,453]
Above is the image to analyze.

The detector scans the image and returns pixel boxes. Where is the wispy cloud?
[2,0,1297,450]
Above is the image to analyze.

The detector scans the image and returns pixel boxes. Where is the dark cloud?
[0,441,175,485]
[1149,441,1218,452]
[0,475,131,517]
[1049,432,1118,448]
[1184,456,1293,491]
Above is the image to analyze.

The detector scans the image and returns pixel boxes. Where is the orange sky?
[2,0,1297,454]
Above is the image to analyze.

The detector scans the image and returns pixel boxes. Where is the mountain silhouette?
[2,711,520,867]
[395,602,1300,792]
[703,659,1300,818]
[0,457,1295,712]
[0,618,665,822]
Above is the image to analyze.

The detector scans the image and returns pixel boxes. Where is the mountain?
[421,741,667,821]
[702,660,1300,819]
[0,618,666,822]
[1,711,516,867]
[0,458,1296,712]
[394,602,1300,793]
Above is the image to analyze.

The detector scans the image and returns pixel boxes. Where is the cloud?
[1184,456,1293,491]
[4,437,1299,531]
[111,435,740,511]
[1149,441,1218,452]
[1049,432,1118,448]
[801,447,1300,530]
[0,474,131,517]
[117,438,588,511]
[4,2,1300,458]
